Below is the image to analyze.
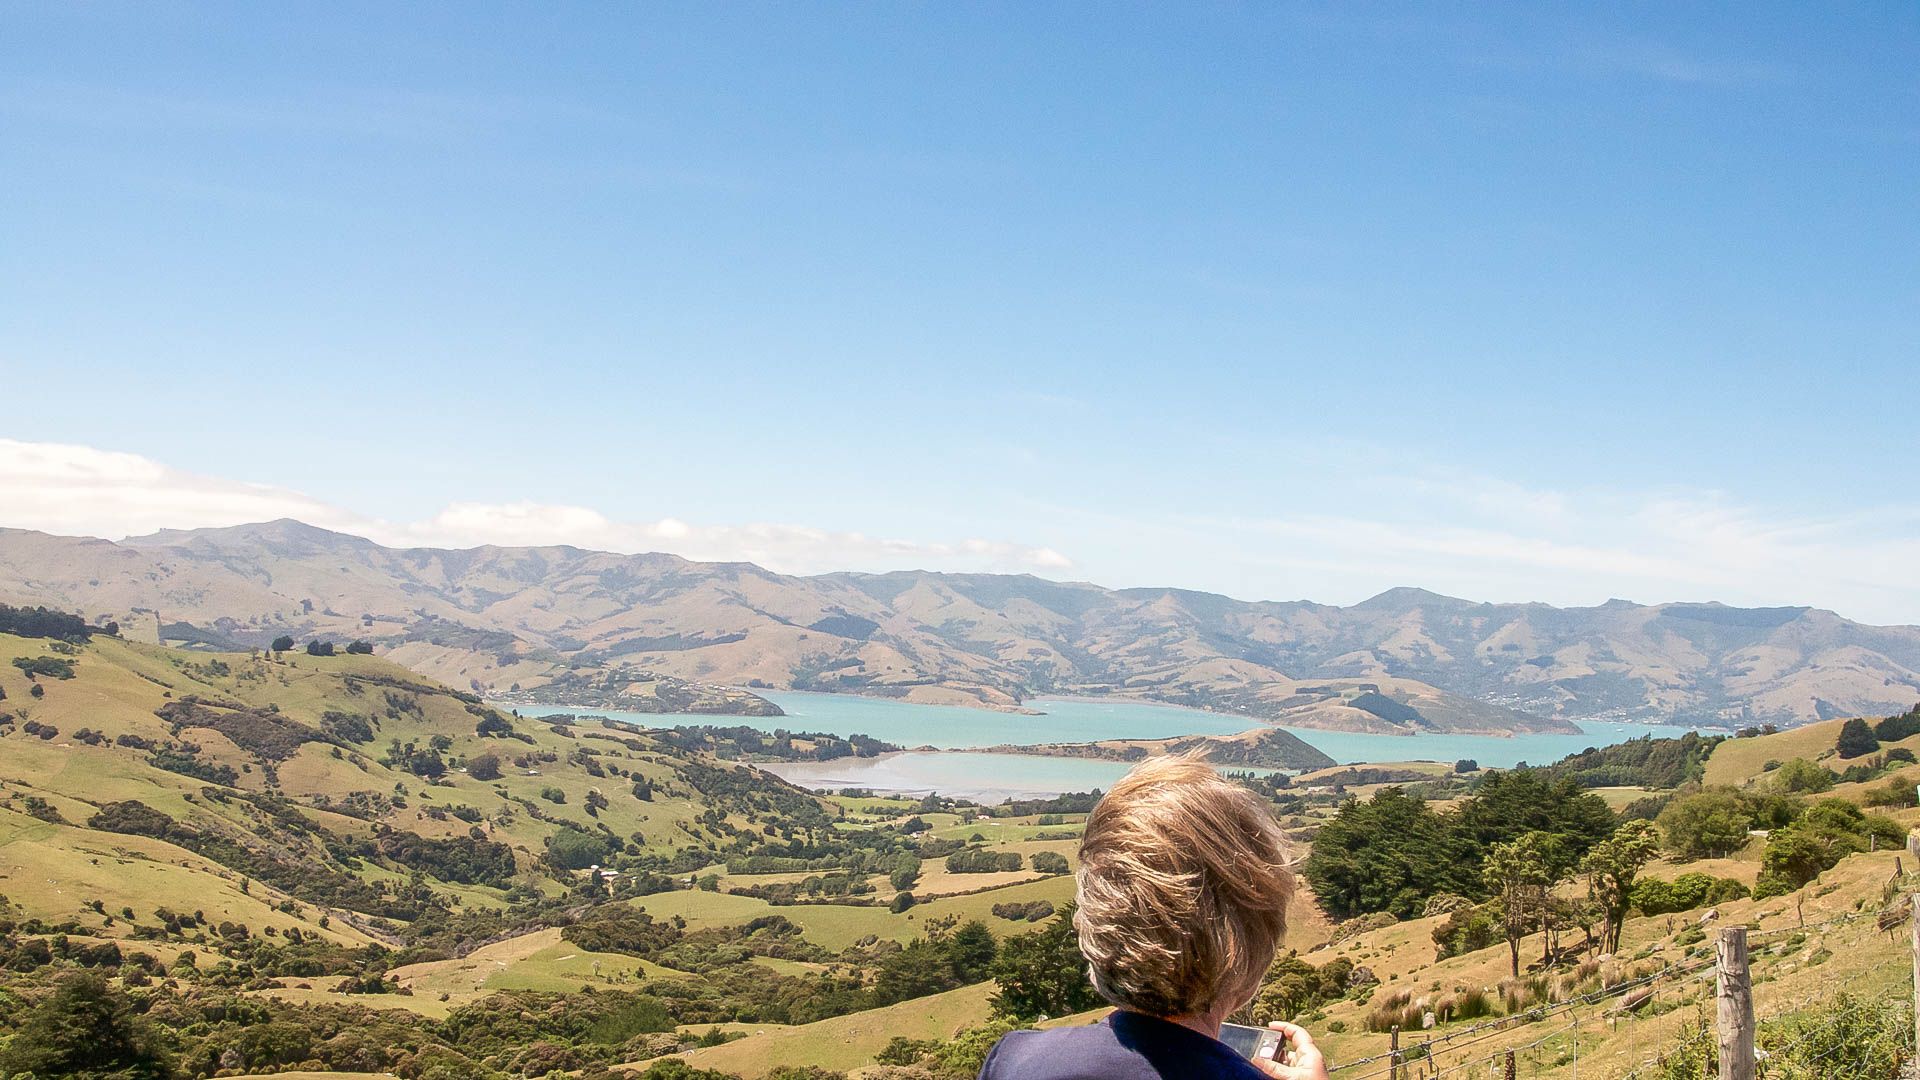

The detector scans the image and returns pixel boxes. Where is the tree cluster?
[1302,771,1615,920]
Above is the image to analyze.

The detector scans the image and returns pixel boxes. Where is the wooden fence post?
[1503,1047,1515,1080]
[1389,1026,1400,1080]
[1910,895,1920,1067]
[1715,927,1754,1080]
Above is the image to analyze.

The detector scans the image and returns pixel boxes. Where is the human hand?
[1248,1020,1328,1080]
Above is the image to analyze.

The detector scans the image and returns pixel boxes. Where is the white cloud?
[5,438,1918,625]
[0,439,1076,577]
[1165,472,1920,625]
[0,438,358,535]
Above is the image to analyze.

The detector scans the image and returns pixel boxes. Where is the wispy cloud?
[0,440,1072,576]
[5,438,1917,625]
[1164,472,1920,625]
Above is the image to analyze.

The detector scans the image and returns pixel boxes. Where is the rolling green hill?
[0,618,1118,1080]
[5,613,1917,1080]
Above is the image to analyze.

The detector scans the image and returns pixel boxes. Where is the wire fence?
[1318,909,1907,1080]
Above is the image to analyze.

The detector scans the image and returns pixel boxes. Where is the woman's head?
[1073,755,1293,1019]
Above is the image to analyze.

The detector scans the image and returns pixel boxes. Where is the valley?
[3,602,1918,1078]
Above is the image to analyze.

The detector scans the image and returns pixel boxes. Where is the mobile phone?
[1218,1022,1285,1062]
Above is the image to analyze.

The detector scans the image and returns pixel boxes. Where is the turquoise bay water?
[760,752,1141,803]
[503,692,1702,799]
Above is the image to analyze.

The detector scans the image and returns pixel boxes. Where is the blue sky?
[3,4,1918,622]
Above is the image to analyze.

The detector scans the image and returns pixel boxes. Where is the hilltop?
[9,520,1917,733]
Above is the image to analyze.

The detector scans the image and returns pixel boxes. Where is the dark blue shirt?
[978,1010,1269,1080]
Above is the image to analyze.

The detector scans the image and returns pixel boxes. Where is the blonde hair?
[1073,755,1293,1018]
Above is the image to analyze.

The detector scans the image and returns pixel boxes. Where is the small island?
[494,669,785,716]
[979,725,1336,771]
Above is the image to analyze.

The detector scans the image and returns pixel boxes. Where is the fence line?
[1328,956,1715,1076]
[1325,906,1882,1079]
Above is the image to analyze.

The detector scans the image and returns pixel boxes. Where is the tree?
[467,754,502,781]
[889,854,922,892]
[546,827,614,870]
[991,902,1102,1021]
[1873,706,1920,742]
[345,639,374,655]
[1454,759,1479,773]
[1771,758,1836,794]
[1303,788,1465,919]
[1835,718,1879,759]
[0,972,175,1079]
[1451,772,1615,879]
[889,891,916,913]
[1582,820,1660,953]
[306,639,336,657]
[270,635,295,653]
[1031,851,1070,875]
[1656,789,1756,860]
[947,920,1000,983]
[1483,832,1554,977]
[1753,799,1905,897]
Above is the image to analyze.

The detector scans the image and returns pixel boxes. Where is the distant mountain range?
[3,519,1917,733]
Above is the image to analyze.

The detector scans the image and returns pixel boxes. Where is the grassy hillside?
[665,981,998,1076]
[6,618,1916,1080]
[0,621,1140,1080]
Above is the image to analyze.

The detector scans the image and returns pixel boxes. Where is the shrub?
[1632,873,1749,915]
[1656,790,1756,860]
[875,1036,938,1065]
[1030,851,1070,875]
[585,996,676,1041]
[546,827,614,870]
[946,849,1024,873]
[1432,904,1500,960]
[10,655,76,679]
[1866,776,1916,808]
[1753,799,1904,897]
[1365,987,1425,1033]
[1770,758,1835,794]
[1757,992,1912,1078]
